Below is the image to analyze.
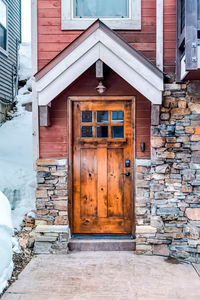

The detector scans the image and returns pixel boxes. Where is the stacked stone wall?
[34,159,69,253]
[33,83,200,261]
[136,82,200,263]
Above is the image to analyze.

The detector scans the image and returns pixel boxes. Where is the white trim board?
[31,0,38,75]
[156,0,163,71]
[61,0,141,30]
[31,0,39,163]
[35,27,163,106]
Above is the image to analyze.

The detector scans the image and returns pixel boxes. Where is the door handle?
[121,171,131,177]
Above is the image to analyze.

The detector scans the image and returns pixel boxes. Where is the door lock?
[125,160,130,167]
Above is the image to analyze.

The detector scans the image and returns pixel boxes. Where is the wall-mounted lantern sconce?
[95,60,106,94]
[96,81,106,94]
[140,142,145,152]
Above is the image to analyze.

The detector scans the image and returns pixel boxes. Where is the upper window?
[62,0,141,30]
[0,0,7,53]
[180,0,185,33]
[74,0,129,19]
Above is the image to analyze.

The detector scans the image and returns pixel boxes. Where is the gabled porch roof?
[35,20,164,106]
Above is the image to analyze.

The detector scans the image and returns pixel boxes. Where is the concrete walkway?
[2,252,200,300]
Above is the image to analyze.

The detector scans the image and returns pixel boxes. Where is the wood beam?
[39,106,51,127]
[185,0,198,70]
[96,60,104,79]
[156,0,163,71]
[151,104,160,126]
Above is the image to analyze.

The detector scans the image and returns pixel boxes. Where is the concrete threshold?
[68,238,136,251]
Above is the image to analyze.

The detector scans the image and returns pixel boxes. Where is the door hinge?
[192,57,197,62]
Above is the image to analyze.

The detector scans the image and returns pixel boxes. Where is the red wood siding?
[163,0,176,78]
[37,0,177,159]
[39,66,151,159]
[37,0,177,76]
[37,0,157,70]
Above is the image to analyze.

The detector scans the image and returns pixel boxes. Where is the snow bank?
[0,191,13,294]
[18,43,32,81]
[0,86,36,229]
[0,43,36,230]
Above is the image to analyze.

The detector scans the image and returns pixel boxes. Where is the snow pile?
[18,43,32,81]
[18,78,32,106]
[0,191,14,294]
[0,42,36,230]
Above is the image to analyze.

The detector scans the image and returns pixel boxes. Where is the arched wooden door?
[71,97,134,234]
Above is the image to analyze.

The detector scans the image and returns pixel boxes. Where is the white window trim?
[61,0,141,30]
[0,0,8,56]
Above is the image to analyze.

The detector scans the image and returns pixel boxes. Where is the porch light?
[96,81,106,94]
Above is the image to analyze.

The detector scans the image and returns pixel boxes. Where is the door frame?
[67,96,136,237]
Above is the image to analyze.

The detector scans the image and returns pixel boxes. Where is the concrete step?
[68,238,136,251]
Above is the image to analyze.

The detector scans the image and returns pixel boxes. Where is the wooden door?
[72,100,133,234]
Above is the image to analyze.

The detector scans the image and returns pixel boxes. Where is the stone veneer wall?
[136,82,200,263]
[34,159,69,254]
[34,82,200,261]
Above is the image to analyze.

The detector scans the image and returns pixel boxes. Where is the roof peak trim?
[35,20,163,105]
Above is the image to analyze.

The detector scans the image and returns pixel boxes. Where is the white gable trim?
[100,44,163,104]
[38,45,100,106]
[36,28,163,106]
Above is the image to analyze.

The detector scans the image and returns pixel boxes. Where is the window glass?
[81,111,93,123]
[96,111,108,123]
[198,0,200,19]
[0,0,7,28]
[81,126,93,137]
[111,126,124,138]
[111,111,124,123]
[0,0,7,51]
[0,25,6,50]
[96,126,108,138]
[181,0,185,32]
[74,0,129,19]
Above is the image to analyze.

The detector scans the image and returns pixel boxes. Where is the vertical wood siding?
[37,0,177,159]
[37,0,157,70]
[39,66,151,159]
[37,0,177,76]
[0,0,21,102]
[163,0,176,77]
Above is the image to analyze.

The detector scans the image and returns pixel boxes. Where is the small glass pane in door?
[96,111,108,123]
[111,126,124,138]
[81,111,93,123]
[81,126,93,137]
[111,111,124,123]
[96,126,108,138]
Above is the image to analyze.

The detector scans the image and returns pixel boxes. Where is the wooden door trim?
[67,96,136,236]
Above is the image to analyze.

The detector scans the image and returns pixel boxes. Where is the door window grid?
[81,110,124,139]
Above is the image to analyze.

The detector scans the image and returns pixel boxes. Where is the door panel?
[107,148,124,218]
[97,148,107,218]
[72,100,133,234]
[80,148,97,217]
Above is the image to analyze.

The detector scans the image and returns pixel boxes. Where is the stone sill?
[135,159,151,167]
[37,158,68,166]
[34,225,69,233]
